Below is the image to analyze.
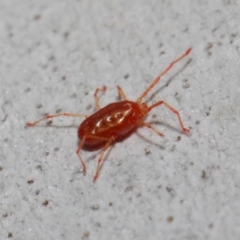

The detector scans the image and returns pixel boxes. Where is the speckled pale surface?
[0,0,240,239]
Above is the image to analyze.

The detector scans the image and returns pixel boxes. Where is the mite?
[26,48,191,181]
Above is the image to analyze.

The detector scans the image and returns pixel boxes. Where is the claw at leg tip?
[184,128,191,135]
[82,166,86,175]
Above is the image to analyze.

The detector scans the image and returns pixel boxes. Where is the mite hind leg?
[94,86,107,110]
[148,100,189,134]
[26,112,88,127]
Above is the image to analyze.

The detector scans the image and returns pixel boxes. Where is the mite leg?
[26,112,88,127]
[139,122,165,137]
[117,85,127,100]
[76,134,114,177]
[93,136,115,182]
[137,48,191,103]
[148,101,189,134]
[94,86,107,110]
[76,135,87,173]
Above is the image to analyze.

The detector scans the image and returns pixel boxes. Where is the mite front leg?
[148,101,190,134]
[139,122,165,137]
[136,48,191,103]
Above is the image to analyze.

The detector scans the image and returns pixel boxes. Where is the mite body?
[78,101,147,148]
[27,48,191,181]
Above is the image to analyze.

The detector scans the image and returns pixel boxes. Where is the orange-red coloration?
[78,101,148,148]
[26,48,192,182]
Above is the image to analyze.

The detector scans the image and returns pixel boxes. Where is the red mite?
[26,48,191,181]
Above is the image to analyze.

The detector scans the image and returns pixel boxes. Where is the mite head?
[139,102,149,117]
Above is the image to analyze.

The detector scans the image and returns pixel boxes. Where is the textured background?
[1,0,240,239]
